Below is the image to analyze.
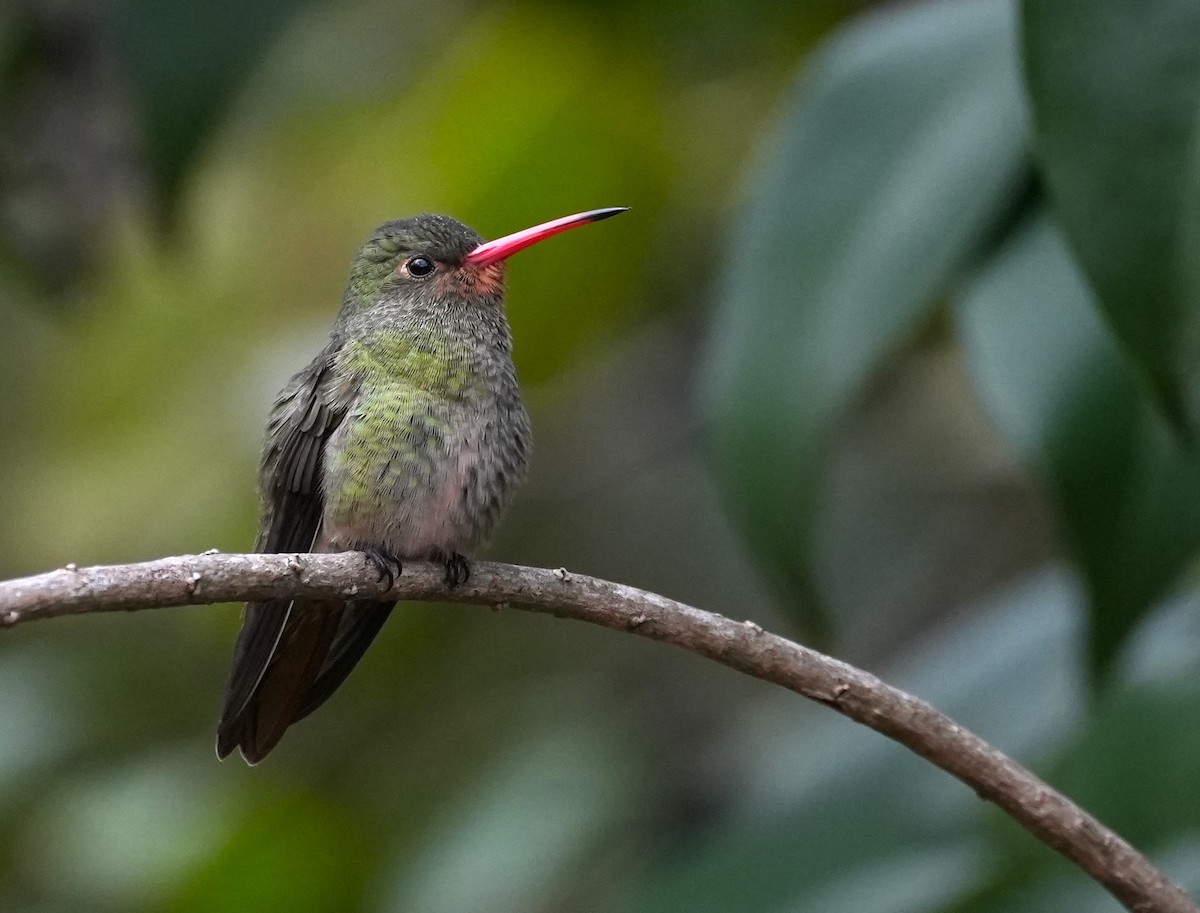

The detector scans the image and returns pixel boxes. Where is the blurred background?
[3,0,1200,910]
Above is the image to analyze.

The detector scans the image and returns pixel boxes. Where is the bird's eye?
[406,256,435,278]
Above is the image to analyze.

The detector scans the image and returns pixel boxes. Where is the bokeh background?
[4,0,1200,910]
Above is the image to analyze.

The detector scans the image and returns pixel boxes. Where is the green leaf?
[704,0,1027,623]
[955,214,1200,670]
[1021,0,1200,433]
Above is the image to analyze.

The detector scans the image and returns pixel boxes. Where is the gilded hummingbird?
[217,207,627,763]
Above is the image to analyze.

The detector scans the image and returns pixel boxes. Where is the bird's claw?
[432,550,470,588]
[361,547,403,590]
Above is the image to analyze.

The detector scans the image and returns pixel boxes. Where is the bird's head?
[341,208,626,318]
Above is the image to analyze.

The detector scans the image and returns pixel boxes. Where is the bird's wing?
[217,350,356,762]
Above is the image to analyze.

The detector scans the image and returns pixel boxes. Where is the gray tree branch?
[0,552,1193,913]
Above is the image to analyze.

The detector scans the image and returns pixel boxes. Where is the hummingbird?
[216,207,627,764]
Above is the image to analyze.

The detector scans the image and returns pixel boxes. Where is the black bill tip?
[582,207,629,222]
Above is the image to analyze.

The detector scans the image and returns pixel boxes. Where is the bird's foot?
[431,550,470,588]
[361,546,403,590]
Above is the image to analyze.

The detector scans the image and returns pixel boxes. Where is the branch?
[0,553,1193,913]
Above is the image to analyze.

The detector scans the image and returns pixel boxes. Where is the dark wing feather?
[217,350,352,762]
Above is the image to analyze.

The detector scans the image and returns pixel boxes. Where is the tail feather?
[216,601,342,764]
[293,600,395,723]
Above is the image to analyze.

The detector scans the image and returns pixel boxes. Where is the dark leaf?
[1021,0,1200,432]
[955,214,1200,671]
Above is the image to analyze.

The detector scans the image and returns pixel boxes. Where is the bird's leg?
[430,549,470,588]
[359,545,403,591]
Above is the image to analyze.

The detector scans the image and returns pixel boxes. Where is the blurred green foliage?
[2,0,1200,911]
[1023,0,1200,434]
[706,0,1027,634]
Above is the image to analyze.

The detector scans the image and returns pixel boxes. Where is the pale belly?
[318,395,521,559]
